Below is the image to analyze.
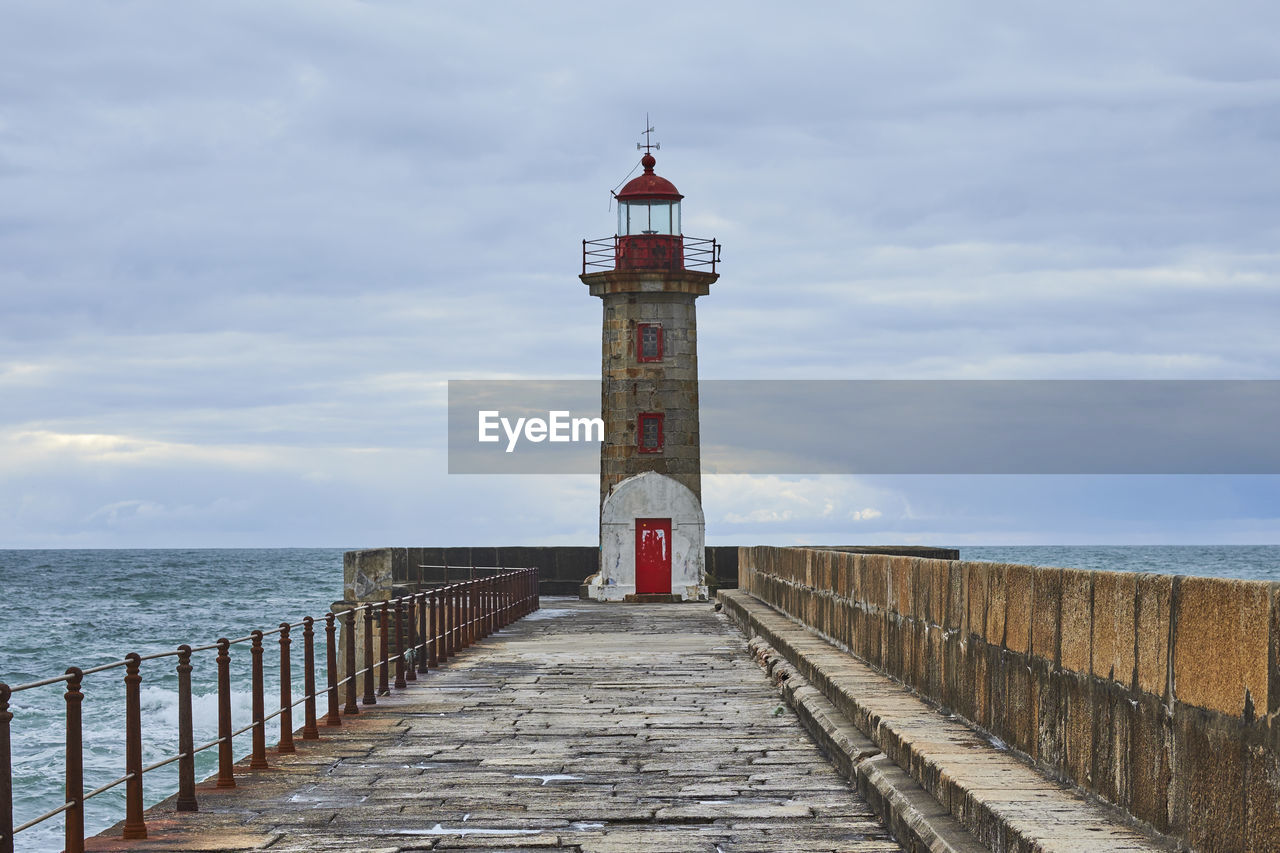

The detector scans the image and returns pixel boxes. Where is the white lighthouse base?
[587,471,707,602]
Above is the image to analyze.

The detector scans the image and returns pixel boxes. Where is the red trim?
[638,412,664,453]
[637,323,663,362]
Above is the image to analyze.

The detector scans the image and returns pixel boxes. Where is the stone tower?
[579,143,719,602]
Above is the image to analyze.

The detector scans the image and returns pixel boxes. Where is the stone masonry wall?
[739,545,1280,853]
[599,291,701,506]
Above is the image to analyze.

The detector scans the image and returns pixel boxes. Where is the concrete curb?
[743,634,988,853]
[721,589,1174,853]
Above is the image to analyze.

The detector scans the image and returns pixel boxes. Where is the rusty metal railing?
[0,567,540,853]
[582,235,720,274]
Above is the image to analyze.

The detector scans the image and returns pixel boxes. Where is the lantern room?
[617,153,683,235]
[613,152,685,272]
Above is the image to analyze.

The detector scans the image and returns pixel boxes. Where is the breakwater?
[738,545,1280,853]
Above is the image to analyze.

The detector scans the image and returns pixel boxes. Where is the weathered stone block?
[970,638,991,729]
[890,557,912,616]
[1135,572,1172,698]
[1089,679,1130,809]
[1271,582,1280,719]
[1061,671,1094,790]
[945,560,966,632]
[943,630,966,718]
[344,548,394,602]
[921,557,947,627]
[1031,658,1060,767]
[844,552,861,601]
[1174,705,1246,853]
[926,623,945,702]
[1245,741,1280,853]
[1092,570,1137,686]
[1060,569,1093,674]
[910,617,928,691]
[864,554,889,610]
[1031,566,1062,666]
[1173,576,1270,716]
[984,563,1008,647]
[965,561,988,642]
[1129,692,1172,835]
[1001,651,1034,756]
[1004,563,1033,654]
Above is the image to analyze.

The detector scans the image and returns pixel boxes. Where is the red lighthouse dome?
[616,153,684,202]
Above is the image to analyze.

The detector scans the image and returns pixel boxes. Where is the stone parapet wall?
[341,545,959,600]
[738,545,1280,853]
[344,545,737,597]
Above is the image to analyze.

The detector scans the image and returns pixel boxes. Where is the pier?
[6,546,1278,852]
[85,600,903,852]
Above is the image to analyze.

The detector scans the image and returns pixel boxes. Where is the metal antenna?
[637,113,660,153]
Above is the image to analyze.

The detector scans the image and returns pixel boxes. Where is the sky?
[2,1,1279,548]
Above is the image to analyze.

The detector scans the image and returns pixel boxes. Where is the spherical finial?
[641,152,656,173]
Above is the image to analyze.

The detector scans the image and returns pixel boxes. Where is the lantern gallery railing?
[582,235,720,274]
[0,567,540,853]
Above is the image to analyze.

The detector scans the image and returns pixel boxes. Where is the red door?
[635,518,672,594]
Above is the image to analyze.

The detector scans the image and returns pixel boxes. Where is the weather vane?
[637,113,660,154]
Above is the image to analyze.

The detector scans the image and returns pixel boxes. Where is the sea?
[1,545,1278,852]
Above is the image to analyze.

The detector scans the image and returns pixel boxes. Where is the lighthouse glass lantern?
[618,195,680,236]
[614,152,685,271]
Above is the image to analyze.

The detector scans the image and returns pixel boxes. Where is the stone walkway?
[90,599,903,853]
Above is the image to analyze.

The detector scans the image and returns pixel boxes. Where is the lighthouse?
[580,133,720,602]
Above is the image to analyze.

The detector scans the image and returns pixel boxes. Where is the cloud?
[2,1,1279,545]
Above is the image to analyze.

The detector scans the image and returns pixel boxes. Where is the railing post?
[344,609,359,714]
[325,613,342,726]
[499,574,508,627]
[215,639,235,788]
[249,631,268,769]
[64,666,84,853]
[437,590,449,662]
[122,654,147,839]
[1,683,13,853]
[417,593,429,675]
[404,596,417,683]
[277,624,295,755]
[175,645,197,811]
[438,588,448,662]
[428,591,439,668]
[302,617,319,739]
[394,598,407,690]
[453,585,463,652]
[457,583,466,650]
[487,576,495,635]
[362,606,376,706]
[462,581,471,649]
[378,602,391,696]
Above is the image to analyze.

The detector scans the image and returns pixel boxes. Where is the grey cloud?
[3,1,1279,545]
